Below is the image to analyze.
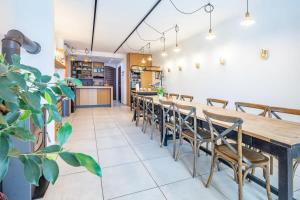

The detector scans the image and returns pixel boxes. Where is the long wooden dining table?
[138,96,300,200]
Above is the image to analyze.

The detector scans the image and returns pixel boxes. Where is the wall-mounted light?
[241,0,255,26]
[219,57,226,65]
[260,49,269,60]
[205,4,216,40]
[195,63,201,69]
[178,66,182,71]
[167,68,171,72]
[173,25,181,52]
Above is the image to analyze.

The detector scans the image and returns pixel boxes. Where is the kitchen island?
[75,86,113,107]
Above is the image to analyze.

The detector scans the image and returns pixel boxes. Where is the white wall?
[0,0,56,143]
[153,0,300,110]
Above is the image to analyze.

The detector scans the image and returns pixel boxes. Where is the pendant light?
[140,47,146,64]
[206,5,216,40]
[147,43,152,61]
[241,0,255,26]
[173,25,181,52]
[161,34,168,57]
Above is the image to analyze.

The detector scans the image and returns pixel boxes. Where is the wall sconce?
[219,57,226,65]
[178,66,182,71]
[260,49,269,60]
[195,63,201,69]
[167,68,171,73]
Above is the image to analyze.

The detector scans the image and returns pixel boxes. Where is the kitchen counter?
[75,86,113,107]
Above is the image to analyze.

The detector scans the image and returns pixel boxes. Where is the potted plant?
[155,87,166,99]
[0,54,101,196]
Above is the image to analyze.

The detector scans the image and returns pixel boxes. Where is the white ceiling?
[55,0,261,54]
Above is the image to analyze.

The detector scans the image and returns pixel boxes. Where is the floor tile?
[98,146,139,168]
[64,138,97,153]
[102,162,156,199]
[97,135,128,149]
[143,156,192,186]
[95,122,118,130]
[160,178,226,200]
[43,172,102,200]
[133,143,171,160]
[95,128,122,138]
[112,188,166,200]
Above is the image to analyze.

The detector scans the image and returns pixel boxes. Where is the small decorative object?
[219,57,226,65]
[178,66,182,71]
[156,86,166,99]
[260,48,269,60]
[195,63,201,69]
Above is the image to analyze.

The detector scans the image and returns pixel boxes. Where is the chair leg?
[237,165,243,200]
[264,164,272,200]
[175,136,182,161]
[270,156,273,175]
[206,142,209,156]
[161,127,166,147]
[143,117,148,133]
[150,119,155,140]
[172,130,176,159]
[192,142,198,177]
[206,154,217,187]
[293,160,300,179]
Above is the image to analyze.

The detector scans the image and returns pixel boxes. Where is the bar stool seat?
[216,144,269,164]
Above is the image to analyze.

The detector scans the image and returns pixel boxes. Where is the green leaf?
[5,102,18,112]
[14,63,42,80]
[41,75,52,83]
[59,152,80,167]
[42,145,61,153]
[0,135,9,162]
[7,127,36,141]
[53,72,60,78]
[8,148,21,157]
[60,85,75,100]
[22,156,42,186]
[75,153,101,176]
[0,77,18,103]
[42,158,59,184]
[32,113,44,129]
[57,122,72,145]
[0,158,9,181]
[7,71,28,90]
[11,54,21,65]
[19,110,31,121]
[0,63,8,73]
[28,155,42,165]
[5,111,20,124]
[23,92,41,110]
[44,89,57,105]
[0,113,7,125]
[51,86,62,96]
[67,77,82,86]
[44,91,52,104]
[44,104,61,122]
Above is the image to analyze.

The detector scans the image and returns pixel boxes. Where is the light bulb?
[141,58,146,64]
[147,56,152,61]
[173,45,181,53]
[241,12,255,26]
[161,51,168,57]
[206,28,216,40]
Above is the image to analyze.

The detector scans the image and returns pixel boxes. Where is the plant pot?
[0,192,8,200]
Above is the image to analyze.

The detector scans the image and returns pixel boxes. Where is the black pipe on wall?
[1,29,41,64]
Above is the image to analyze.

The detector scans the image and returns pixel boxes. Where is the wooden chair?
[175,103,211,177]
[159,99,176,158]
[142,96,158,139]
[203,110,271,200]
[131,93,138,122]
[180,95,194,102]
[169,93,180,100]
[268,106,300,178]
[135,95,145,127]
[207,98,228,108]
[235,102,268,117]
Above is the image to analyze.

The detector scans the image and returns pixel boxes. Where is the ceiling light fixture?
[161,34,168,57]
[205,4,216,40]
[147,43,152,61]
[140,47,146,64]
[241,0,255,26]
[173,25,181,52]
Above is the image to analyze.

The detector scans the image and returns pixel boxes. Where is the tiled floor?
[43,104,300,200]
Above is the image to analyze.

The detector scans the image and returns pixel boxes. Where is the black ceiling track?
[91,0,98,51]
[114,0,162,53]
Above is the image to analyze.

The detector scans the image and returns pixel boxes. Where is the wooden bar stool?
[159,99,176,158]
[207,98,228,108]
[180,95,194,102]
[175,103,211,177]
[143,96,158,139]
[203,110,272,200]
[235,102,268,116]
[268,106,300,178]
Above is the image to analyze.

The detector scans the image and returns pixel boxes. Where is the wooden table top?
[148,96,300,147]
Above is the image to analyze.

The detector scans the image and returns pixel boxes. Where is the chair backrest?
[144,96,154,116]
[163,92,169,97]
[136,95,145,111]
[175,103,198,140]
[268,106,300,120]
[159,99,175,120]
[235,102,268,117]
[180,95,194,102]
[169,93,180,100]
[207,98,229,109]
[131,93,137,107]
[203,110,248,164]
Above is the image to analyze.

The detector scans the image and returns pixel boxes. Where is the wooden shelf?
[55,59,66,69]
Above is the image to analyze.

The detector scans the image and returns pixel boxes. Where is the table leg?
[278,147,293,200]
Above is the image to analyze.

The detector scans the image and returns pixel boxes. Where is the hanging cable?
[168,0,214,15]
[143,21,163,35]
[136,29,161,42]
